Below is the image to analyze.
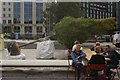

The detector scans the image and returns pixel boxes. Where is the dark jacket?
[104,49,119,65]
[89,55,105,64]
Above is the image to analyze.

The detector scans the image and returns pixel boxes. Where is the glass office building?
[116,2,120,30]
[80,2,120,31]
[80,2,114,19]
[1,2,45,39]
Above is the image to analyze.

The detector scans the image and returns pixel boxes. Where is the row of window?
[83,8,112,18]
[3,2,11,5]
[3,26,43,33]
[83,3,107,8]
[3,20,11,24]
[3,8,11,11]
[81,3,113,19]
[3,19,43,24]
[3,14,11,17]
[12,2,43,24]
[85,12,110,19]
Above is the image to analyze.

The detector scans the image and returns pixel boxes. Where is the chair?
[111,65,120,80]
[87,64,107,80]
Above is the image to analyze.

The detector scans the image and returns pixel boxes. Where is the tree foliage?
[54,17,115,49]
[47,2,83,23]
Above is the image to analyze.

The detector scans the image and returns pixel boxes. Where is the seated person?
[72,40,83,51]
[91,42,103,53]
[71,44,86,80]
[89,46,105,64]
[7,41,26,60]
[72,40,79,51]
[103,45,119,80]
[89,46,106,76]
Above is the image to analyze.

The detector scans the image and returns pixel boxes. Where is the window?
[97,5,99,7]
[94,4,96,6]
[8,2,11,5]
[3,26,11,33]
[24,2,32,24]
[87,13,89,17]
[108,13,109,16]
[90,10,92,14]
[8,14,11,17]
[8,20,11,24]
[100,5,103,7]
[14,2,20,24]
[87,10,89,13]
[3,2,5,5]
[97,14,99,18]
[3,8,5,11]
[37,26,42,33]
[14,26,20,33]
[90,3,93,5]
[100,12,102,18]
[3,20,6,24]
[87,3,89,7]
[25,26,32,33]
[83,3,85,7]
[3,14,5,17]
[36,3,43,24]
[8,8,11,11]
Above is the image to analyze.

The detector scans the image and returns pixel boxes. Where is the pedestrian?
[89,46,105,64]
[89,46,106,76]
[72,40,83,51]
[113,32,120,47]
[7,41,26,60]
[91,41,103,53]
[103,45,119,80]
[71,44,86,80]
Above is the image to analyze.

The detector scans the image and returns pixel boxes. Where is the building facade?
[80,2,115,19]
[80,2,120,31]
[1,1,46,39]
[0,2,2,33]
[116,2,120,31]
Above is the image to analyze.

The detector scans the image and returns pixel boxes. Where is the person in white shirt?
[72,40,83,51]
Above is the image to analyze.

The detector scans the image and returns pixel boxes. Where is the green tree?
[54,17,90,49]
[91,17,115,35]
[54,17,115,49]
[44,2,83,36]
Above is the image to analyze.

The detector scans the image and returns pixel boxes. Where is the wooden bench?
[1,60,72,67]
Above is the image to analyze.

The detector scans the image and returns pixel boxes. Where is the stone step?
[2,69,120,80]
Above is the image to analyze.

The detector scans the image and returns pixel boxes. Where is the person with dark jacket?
[103,45,119,80]
[89,46,106,77]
